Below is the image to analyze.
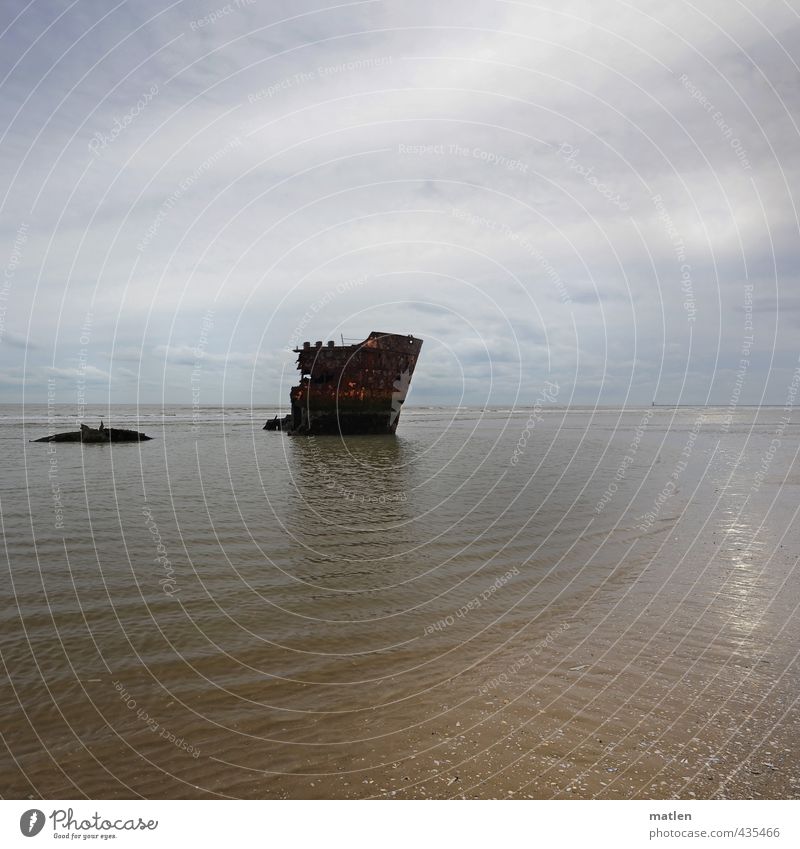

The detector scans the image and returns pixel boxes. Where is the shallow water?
[1,405,798,798]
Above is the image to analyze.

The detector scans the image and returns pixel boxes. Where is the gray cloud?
[0,330,35,349]
[1,0,798,406]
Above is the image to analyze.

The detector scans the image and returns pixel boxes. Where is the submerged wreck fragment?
[265,331,423,435]
[32,422,152,443]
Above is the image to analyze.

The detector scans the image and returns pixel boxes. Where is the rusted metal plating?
[265,332,423,434]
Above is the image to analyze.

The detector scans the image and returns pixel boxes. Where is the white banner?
[1,800,797,848]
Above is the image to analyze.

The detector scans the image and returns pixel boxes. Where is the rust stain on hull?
[265,331,423,435]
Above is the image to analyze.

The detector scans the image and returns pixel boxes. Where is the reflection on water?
[287,435,413,530]
[1,405,798,799]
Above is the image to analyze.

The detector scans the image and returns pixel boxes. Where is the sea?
[1,404,798,799]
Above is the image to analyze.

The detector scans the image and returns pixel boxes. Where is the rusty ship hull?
[265,331,423,435]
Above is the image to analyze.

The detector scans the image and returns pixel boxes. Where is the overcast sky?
[1,0,799,407]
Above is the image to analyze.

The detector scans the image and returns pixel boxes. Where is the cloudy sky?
[1,0,799,406]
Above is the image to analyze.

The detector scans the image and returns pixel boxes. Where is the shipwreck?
[32,422,152,443]
[265,331,423,435]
